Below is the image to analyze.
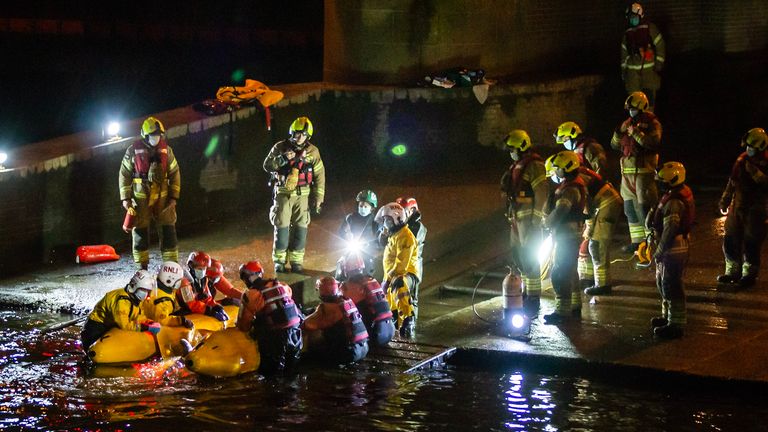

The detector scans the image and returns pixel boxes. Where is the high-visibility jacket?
[720,152,768,210]
[578,167,621,217]
[621,21,665,72]
[573,136,608,175]
[383,225,420,281]
[119,139,180,208]
[303,296,369,345]
[610,112,662,174]
[340,275,393,324]
[546,176,587,232]
[500,152,548,223]
[237,279,300,332]
[144,287,185,327]
[263,140,325,203]
[651,185,695,255]
[87,288,145,331]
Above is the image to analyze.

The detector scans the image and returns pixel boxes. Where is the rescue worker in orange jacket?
[80,270,159,351]
[610,91,662,253]
[176,251,229,322]
[339,254,395,347]
[119,116,180,270]
[143,261,194,329]
[554,121,608,175]
[303,276,370,364]
[717,128,768,288]
[647,162,695,339]
[621,2,665,109]
[263,117,326,274]
[205,258,243,306]
[376,202,420,338]
[500,130,548,317]
[238,261,303,375]
[542,151,588,324]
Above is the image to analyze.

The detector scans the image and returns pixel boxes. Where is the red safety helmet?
[343,254,366,277]
[316,276,340,297]
[206,259,224,283]
[395,197,418,213]
[187,251,211,270]
[239,261,265,286]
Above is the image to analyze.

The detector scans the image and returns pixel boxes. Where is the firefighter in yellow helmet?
[646,162,694,339]
[119,117,180,269]
[500,130,548,317]
[542,151,587,324]
[554,121,608,175]
[263,117,326,274]
[610,91,662,254]
[717,128,768,288]
[621,2,665,109]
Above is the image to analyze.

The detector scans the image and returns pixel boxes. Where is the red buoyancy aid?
[336,297,369,344]
[506,153,543,204]
[133,140,168,179]
[578,166,607,199]
[625,23,654,59]
[653,185,695,235]
[731,152,768,194]
[177,276,215,314]
[554,175,588,222]
[258,280,301,329]
[362,279,393,323]
[619,112,658,159]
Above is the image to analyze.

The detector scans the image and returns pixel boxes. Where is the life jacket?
[573,137,598,172]
[361,278,393,323]
[333,297,369,344]
[178,275,213,304]
[554,175,588,222]
[505,152,543,206]
[731,152,768,198]
[620,112,658,160]
[578,166,607,199]
[625,22,655,60]
[653,185,695,235]
[279,147,313,188]
[257,279,301,329]
[133,140,168,179]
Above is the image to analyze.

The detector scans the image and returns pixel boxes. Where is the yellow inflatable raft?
[184,328,260,378]
[186,304,239,334]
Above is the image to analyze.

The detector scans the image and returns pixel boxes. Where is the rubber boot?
[650,316,668,328]
[290,263,304,274]
[584,285,612,295]
[523,296,540,320]
[621,243,640,254]
[399,316,415,338]
[542,312,565,325]
[653,323,684,339]
[274,262,286,273]
[717,274,740,284]
[739,273,757,288]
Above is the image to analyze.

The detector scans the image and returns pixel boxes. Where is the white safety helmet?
[374,202,408,226]
[126,269,156,299]
[157,261,184,290]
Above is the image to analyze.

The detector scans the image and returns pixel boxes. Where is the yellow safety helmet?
[504,129,532,152]
[544,154,556,177]
[656,161,686,187]
[550,150,581,174]
[554,121,583,144]
[624,91,649,112]
[627,2,644,18]
[742,128,768,151]
[140,116,165,139]
[289,116,314,139]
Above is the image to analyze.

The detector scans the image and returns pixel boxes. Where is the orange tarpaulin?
[216,79,284,108]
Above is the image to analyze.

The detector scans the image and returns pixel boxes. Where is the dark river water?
[2,310,767,432]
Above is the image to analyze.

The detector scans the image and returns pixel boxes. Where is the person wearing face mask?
[554,122,607,175]
[176,251,230,322]
[337,190,380,280]
[500,130,548,317]
[263,117,326,274]
[645,162,694,339]
[119,116,180,270]
[375,202,420,337]
[80,270,160,351]
[621,2,665,110]
[395,197,427,316]
[542,151,588,324]
[610,91,662,255]
[717,128,768,288]
[205,258,243,306]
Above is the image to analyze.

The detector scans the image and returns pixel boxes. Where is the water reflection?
[2,310,768,431]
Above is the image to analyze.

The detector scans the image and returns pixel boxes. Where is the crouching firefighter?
[238,261,303,375]
[303,276,370,364]
[500,129,548,318]
[647,162,695,339]
[542,151,587,324]
[263,116,326,274]
[339,253,395,347]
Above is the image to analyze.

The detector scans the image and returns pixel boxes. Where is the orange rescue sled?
[76,245,120,264]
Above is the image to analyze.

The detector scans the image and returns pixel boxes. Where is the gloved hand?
[206,304,230,322]
[162,198,176,215]
[391,276,405,290]
[180,316,195,329]
[381,280,390,293]
[620,119,632,133]
[122,200,131,211]
[718,198,730,216]
[140,320,161,335]
[196,290,211,301]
